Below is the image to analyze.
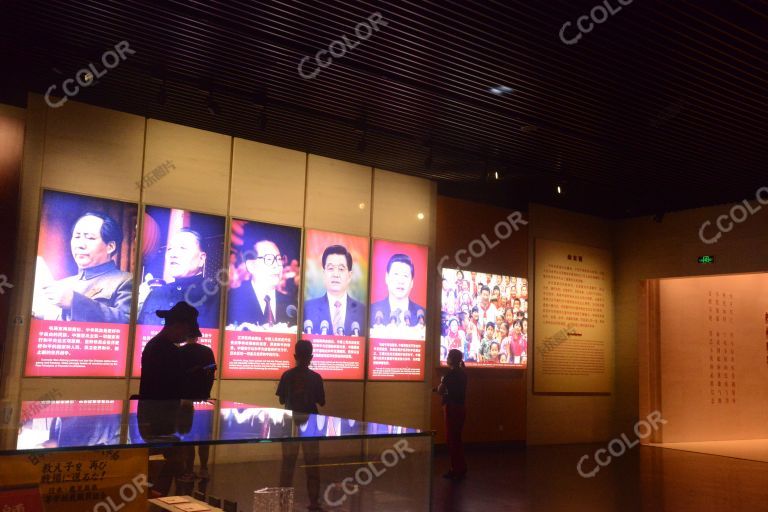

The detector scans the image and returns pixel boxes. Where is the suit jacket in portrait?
[302,294,366,336]
[138,274,220,328]
[227,282,296,327]
[370,297,425,326]
[54,261,132,323]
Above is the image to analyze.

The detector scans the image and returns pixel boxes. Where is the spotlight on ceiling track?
[483,155,502,181]
[357,133,367,152]
[206,93,220,116]
[158,80,167,106]
[354,113,368,134]
[253,88,268,107]
[425,149,433,170]
[257,111,267,130]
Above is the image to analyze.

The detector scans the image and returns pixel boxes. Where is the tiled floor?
[432,443,768,511]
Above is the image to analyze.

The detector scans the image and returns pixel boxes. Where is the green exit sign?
[698,255,715,264]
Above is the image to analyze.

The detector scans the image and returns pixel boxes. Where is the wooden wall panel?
[230,139,306,226]
[143,119,231,214]
[371,169,433,244]
[305,155,371,236]
[42,101,144,201]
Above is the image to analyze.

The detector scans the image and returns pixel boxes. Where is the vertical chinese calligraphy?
[707,290,736,405]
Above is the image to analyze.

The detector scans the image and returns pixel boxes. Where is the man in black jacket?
[179,335,216,400]
[139,301,201,399]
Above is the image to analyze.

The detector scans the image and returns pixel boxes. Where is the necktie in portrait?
[332,300,343,334]
[265,295,275,325]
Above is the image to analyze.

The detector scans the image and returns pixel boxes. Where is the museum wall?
[431,195,529,444]
[526,203,616,445]
[526,197,768,445]
[0,104,25,379]
[616,199,768,442]
[0,95,436,434]
[655,274,768,441]
[6,94,766,447]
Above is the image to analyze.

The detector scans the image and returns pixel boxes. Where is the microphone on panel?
[286,305,297,319]
[351,321,360,336]
[404,311,412,327]
[374,310,384,326]
[304,319,313,334]
[320,320,329,335]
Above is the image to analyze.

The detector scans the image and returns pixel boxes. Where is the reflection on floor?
[649,439,768,463]
[186,438,433,511]
[432,443,768,512]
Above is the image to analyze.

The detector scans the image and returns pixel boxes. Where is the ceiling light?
[358,202,366,209]
[556,184,563,195]
[494,170,500,180]
[417,212,425,220]
[489,85,513,95]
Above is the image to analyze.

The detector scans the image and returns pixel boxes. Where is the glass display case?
[0,399,433,511]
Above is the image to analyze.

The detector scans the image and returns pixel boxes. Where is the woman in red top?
[437,349,467,480]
